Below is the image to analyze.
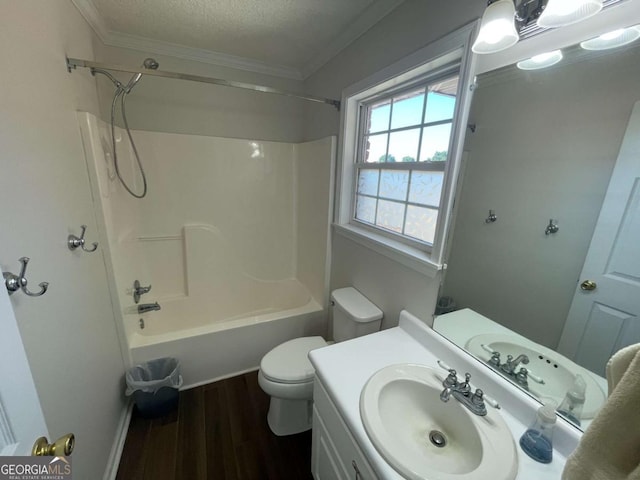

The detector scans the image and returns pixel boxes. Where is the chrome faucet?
[439,369,487,416]
[500,354,530,375]
[137,302,161,314]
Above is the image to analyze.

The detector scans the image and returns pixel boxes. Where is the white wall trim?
[71,0,404,81]
[300,0,405,79]
[103,402,133,480]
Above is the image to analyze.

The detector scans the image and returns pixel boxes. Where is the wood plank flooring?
[116,371,313,480]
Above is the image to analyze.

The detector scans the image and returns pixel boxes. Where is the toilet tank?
[331,287,383,342]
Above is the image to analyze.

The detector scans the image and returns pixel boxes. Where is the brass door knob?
[32,433,75,456]
[580,280,597,291]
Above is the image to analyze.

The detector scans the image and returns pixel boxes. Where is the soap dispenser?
[557,374,586,426]
[519,402,557,463]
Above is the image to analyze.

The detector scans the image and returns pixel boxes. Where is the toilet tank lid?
[261,336,328,384]
[331,287,383,323]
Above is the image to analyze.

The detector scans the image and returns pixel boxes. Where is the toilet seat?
[260,336,327,384]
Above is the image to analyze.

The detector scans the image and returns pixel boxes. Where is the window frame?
[334,22,479,277]
[352,66,460,251]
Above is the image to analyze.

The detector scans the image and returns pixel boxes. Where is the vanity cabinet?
[312,377,378,480]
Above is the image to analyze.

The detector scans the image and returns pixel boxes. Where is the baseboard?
[103,401,133,480]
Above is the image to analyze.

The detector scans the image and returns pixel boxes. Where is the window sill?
[333,223,443,278]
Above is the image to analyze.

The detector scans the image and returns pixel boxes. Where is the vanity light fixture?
[580,24,640,50]
[472,0,520,54]
[473,0,605,55]
[537,0,603,28]
[517,49,563,70]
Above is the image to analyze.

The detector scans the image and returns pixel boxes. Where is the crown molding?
[301,0,405,79]
[71,0,405,81]
[103,31,303,80]
[71,0,109,42]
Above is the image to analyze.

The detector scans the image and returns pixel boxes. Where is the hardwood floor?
[116,371,314,480]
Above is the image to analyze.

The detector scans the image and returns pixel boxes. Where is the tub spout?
[138,302,161,314]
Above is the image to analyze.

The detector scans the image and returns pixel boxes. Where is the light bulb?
[581,25,640,51]
[537,0,603,28]
[472,0,519,54]
[517,50,563,70]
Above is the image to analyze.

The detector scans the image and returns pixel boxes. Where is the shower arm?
[66,57,341,110]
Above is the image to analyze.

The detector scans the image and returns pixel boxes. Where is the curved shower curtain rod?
[66,57,341,110]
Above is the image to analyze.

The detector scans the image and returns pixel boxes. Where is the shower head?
[143,58,159,70]
[124,72,143,93]
[124,59,159,93]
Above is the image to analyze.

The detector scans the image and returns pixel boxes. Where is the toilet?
[258,287,383,436]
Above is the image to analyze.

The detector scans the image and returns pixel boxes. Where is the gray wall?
[93,43,310,142]
[304,0,485,327]
[1,1,127,478]
[443,45,640,349]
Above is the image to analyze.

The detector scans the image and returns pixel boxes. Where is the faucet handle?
[444,369,458,388]
[472,388,484,405]
[489,351,501,367]
[133,280,152,304]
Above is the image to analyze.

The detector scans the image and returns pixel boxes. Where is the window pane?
[409,171,444,207]
[420,123,452,162]
[367,101,391,134]
[390,89,425,130]
[388,128,420,163]
[355,195,376,224]
[424,92,457,124]
[357,169,380,196]
[363,133,388,163]
[404,205,438,244]
[379,170,409,201]
[376,200,405,233]
[425,76,458,123]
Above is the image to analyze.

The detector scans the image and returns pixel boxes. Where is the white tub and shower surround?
[79,112,333,386]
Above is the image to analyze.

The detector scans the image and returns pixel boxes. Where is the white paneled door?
[558,101,640,376]
[0,278,48,456]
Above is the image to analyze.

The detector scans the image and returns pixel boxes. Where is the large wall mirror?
[434,25,640,431]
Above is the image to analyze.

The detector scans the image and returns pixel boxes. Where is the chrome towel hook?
[3,257,49,297]
[68,225,98,252]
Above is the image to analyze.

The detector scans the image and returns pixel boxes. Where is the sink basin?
[360,364,517,480]
[465,334,605,419]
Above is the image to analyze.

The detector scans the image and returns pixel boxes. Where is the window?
[354,74,459,247]
[334,24,476,275]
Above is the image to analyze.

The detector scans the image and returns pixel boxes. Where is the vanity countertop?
[309,310,581,480]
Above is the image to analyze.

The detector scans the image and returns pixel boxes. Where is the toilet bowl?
[258,287,383,436]
[258,336,327,435]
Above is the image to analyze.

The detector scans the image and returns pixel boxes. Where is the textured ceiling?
[88,0,393,70]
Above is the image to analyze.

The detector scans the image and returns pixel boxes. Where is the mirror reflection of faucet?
[481,344,546,388]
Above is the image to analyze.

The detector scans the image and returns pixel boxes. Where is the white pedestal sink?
[360,363,518,480]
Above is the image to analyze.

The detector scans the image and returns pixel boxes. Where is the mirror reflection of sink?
[466,334,605,419]
[360,364,517,480]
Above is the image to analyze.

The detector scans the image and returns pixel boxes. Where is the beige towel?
[562,346,640,480]
[607,343,640,395]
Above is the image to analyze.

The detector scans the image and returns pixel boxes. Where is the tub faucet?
[138,302,161,314]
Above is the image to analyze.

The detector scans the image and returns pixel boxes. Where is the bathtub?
[78,111,332,388]
[129,278,325,388]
